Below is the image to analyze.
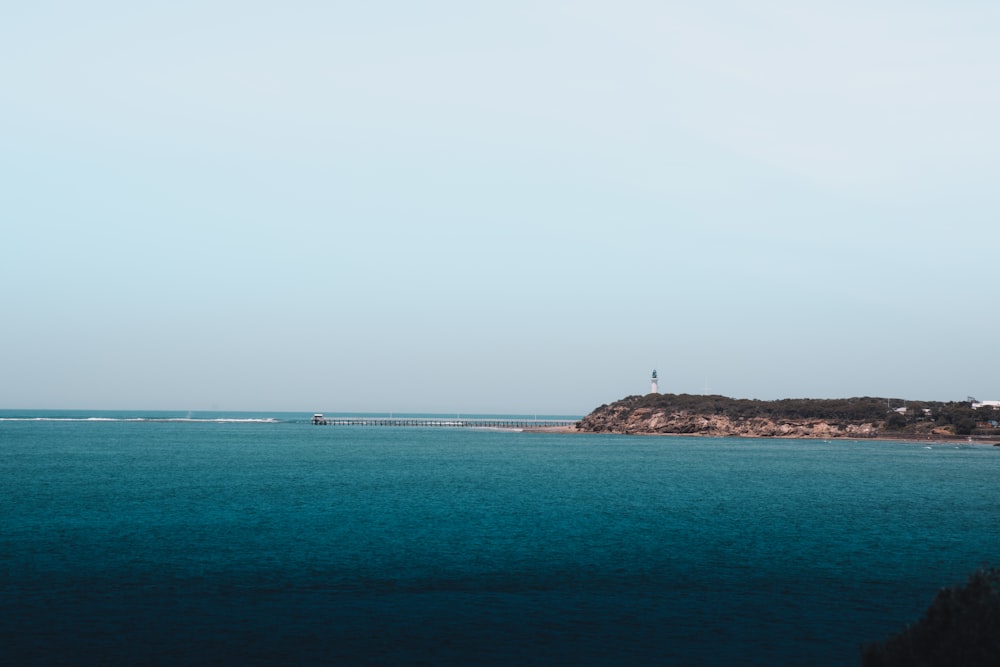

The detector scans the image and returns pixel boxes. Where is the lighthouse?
[651,369,659,394]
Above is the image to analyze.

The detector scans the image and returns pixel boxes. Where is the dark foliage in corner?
[861,566,1000,667]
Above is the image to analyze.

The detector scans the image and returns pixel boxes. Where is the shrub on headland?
[609,393,904,422]
[861,566,1000,667]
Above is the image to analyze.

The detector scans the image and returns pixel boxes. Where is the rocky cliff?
[578,403,879,438]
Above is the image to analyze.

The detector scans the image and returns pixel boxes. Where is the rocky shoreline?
[577,405,880,438]
[567,394,1000,443]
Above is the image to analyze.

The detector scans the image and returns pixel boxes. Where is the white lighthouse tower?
[650,369,659,394]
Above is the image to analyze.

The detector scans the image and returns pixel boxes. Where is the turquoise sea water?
[2,411,999,665]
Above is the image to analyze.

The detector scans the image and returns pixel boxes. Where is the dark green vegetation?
[862,566,1000,667]
[596,394,999,437]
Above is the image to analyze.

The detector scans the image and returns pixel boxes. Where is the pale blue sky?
[3,1,998,413]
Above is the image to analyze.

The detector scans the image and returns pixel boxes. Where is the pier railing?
[311,416,577,429]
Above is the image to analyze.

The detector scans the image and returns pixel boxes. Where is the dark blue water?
[2,413,999,665]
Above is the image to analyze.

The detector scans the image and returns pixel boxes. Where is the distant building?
[972,400,1000,410]
[651,369,659,394]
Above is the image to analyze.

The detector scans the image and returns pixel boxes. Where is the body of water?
[2,411,998,665]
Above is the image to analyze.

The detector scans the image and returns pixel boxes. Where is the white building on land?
[651,369,659,394]
[972,400,1000,410]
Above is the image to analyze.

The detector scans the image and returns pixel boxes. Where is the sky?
[3,1,999,414]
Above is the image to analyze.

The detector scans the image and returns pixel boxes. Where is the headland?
[569,393,1000,443]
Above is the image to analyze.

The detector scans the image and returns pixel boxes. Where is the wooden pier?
[310,414,577,429]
